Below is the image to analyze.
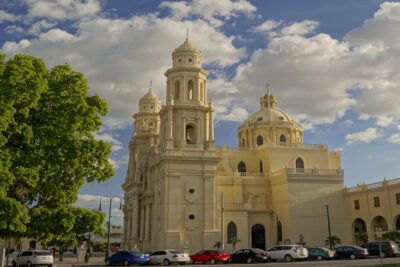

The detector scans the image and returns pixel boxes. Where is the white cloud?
[252,20,281,33]
[0,10,18,23]
[280,20,319,36]
[376,115,393,127]
[77,194,122,203]
[23,0,101,20]
[109,154,129,169]
[28,19,58,35]
[159,0,256,27]
[1,15,245,129]
[94,132,123,152]
[388,133,400,144]
[4,25,24,34]
[345,128,382,144]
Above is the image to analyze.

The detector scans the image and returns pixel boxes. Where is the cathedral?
[122,38,400,253]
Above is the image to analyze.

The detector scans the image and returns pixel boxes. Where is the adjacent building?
[122,38,400,253]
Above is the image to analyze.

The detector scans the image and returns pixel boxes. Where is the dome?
[244,107,295,125]
[173,38,200,54]
[140,88,159,102]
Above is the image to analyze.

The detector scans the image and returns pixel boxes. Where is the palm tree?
[229,237,241,251]
[213,241,222,250]
[325,235,341,248]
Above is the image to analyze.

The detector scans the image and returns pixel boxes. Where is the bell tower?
[160,37,214,150]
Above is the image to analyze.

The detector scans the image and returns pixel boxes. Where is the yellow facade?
[122,38,400,253]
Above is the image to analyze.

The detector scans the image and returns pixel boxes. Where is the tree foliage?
[354,232,368,245]
[325,235,341,248]
[382,231,400,242]
[0,53,113,241]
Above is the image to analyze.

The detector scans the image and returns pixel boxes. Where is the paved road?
[48,256,400,267]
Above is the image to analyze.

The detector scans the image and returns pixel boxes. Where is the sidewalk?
[53,256,105,267]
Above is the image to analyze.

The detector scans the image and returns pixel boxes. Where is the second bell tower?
[160,37,215,150]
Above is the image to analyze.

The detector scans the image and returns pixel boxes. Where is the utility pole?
[220,192,224,250]
[325,205,333,250]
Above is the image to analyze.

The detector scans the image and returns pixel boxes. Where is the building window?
[374,196,380,207]
[227,222,237,243]
[189,188,195,194]
[396,193,400,205]
[185,124,195,144]
[188,214,195,220]
[296,157,304,169]
[259,160,263,173]
[256,135,263,146]
[241,138,245,148]
[238,161,246,172]
[174,80,180,100]
[354,200,360,210]
[188,80,194,100]
[279,134,286,145]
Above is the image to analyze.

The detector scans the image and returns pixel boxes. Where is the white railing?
[272,167,343,176]
[216,171,265,177]
[346,177,400,192]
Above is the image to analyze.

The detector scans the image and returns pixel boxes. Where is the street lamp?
[100,196,123,260]
[276,211,280,245]
[325,204,333,250]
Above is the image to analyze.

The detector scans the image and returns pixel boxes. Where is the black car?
[334,246,368,259]
[230,248,270,263]
[362,241,399,257]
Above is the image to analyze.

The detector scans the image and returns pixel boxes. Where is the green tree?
[325,235,341,248]
[354,232,368,245]
[228,237,241,251]
[0,53,113,242]
[213,241,222,250]
[382,231,400,242]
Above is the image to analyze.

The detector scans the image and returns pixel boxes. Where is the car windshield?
[34,251,52,256]
[251,249,264,252]
[169,251,181,254]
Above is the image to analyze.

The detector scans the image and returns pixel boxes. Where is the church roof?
[140,88,159,102]
[173,38,200,54]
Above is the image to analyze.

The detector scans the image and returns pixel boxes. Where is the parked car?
[267,245,308,262]
[150,250,190,265]
[11,250,53,267]
[190,250,230,264]
[307,247,335,260]
[334,245,368,259]
[361,241,399,257]
[229,248,269,263]
[105,250,150,266]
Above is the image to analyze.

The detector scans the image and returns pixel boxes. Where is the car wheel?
[163,259,170,266]
[210,259,216,264]
[380,252,386,258]
[246,258,252,263]
[179,263,186,265]
[316,255,323,261]
[27,261,33,267]
[284,255,292,262]
[123,260,129,266]
[350,254,356,260]
[48,265,52,267]
[105,260,111,266]
[12,261,16,267]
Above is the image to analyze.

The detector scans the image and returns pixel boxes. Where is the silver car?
[150,250,190,265]
[12,250,53,267]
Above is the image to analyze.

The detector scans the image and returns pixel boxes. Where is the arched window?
[256,135,264,146]
[174,80,180,100]
[395,216,400,230]
[227,221,237,243]
[185,124,195,144]
[241,139,245,148]
[279,134,286,144]
[200,82,204,103]
[296,157,304,169]
[238,161,246,172]
[188,80,194,100]
[353,218,367,233]
[259,160,263,173]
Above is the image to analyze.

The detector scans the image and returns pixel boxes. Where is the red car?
[190,250,230,264]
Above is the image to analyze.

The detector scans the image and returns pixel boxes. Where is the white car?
[267,245,308,262]
[12,250,53,267]
[150,250,190,265]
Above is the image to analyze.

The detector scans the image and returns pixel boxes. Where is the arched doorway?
[251,224,266,250]
[352,218,368,244]
[394,215,400,230]
[277,221,283,244]
[256,135,263,146]
[372,216,388,240]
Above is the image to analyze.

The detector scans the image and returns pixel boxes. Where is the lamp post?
[325,204,333,250]
[276,212,280,245]
[100,196,122,260]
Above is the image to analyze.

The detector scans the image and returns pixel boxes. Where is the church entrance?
[251,224,266,250]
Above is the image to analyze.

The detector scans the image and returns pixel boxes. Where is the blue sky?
[2,0,400,224]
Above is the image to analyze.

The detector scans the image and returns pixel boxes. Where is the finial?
[186,26,189,41]
[150,80,152,90]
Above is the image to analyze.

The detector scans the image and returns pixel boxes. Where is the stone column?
[208,101,215,148]
[140,204,145,240]
[145,204,151,240]
[133,200,139,238]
